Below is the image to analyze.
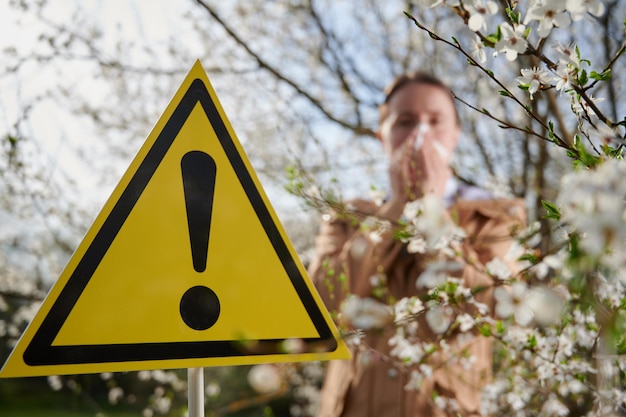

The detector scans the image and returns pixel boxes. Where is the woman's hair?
[378,71,460,125]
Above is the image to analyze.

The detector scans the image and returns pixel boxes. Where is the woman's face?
[377,82,460,162]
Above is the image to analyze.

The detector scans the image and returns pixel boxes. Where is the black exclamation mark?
[179,151,221,331]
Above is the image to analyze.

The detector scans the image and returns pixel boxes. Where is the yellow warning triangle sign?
[1,61,350,377]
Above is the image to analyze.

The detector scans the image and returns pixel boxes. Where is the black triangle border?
[23,78,337,366]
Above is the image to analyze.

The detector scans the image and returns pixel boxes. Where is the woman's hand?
[388,128,453,206]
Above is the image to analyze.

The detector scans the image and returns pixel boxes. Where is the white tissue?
[413,124,429,150]
[411,124,449,160]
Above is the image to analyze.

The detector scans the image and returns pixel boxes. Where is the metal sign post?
[188,367,205,417]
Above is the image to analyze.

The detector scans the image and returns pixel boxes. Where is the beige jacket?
[309,198,526,417]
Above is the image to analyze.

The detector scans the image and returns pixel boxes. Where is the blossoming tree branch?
[287,1,626,416]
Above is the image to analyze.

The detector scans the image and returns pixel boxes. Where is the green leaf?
[547,120,556,140]
[499,90,512,97]
[518,253,538,263]
[393,229,413,241]
[541,200,561,220]
[477,324,492,337]
[571,134,602,167]
[444,280,459,295]
[495,24,502,41]
[578,69,588,86]
[590,69,612,81]
[602,144,623,158]
[505,7,520,24]
[485,33,499,45]
[495,320,505,334]
[6,134,20,147]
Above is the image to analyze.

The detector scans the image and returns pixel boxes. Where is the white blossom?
[206,382,221,397]
[566,0,605,20]
[434,395,459,413]
[494,283,534,325]
[341,295,393,330]
[596,273,626,309]
[530,253,565,280]
[495,23,528,61]
[557,159,626,257]
[572,94,604,117]
[540,394,570,416]
[405,364,433,390]
[389,334,426,365]
[108,387,124,405]
[553,42,581,68]
[425,303,454,334]
[523,0,571,38]
[524,286,566,325]
[368,229,384,244]
[552,64,574,93]
[516,67,551,99]
[414,0,460,6]
[413,194,465,250]
[470,35,486,64]
[505,240,532,271]
[558,375,587,396]
[394,296,425,322]
[153,396,171,414]
[248,364,283,394]
[137,370,151,381]
[369,273,386,287]
[486,257,512,281]
[465,0,499,32]
[572,310,599,349]
[506,390,527,411]
[48,375,63,391]
[416,260,463,289]
[456,313,475,332]
[369,187,386,207]
[586,123,622,146]
[403,199,422,220]
[361,216,391,245]
[481,379,509,415]
[406,235,428,254]
[281,338,306,353]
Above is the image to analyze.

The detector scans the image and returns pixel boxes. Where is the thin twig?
[403,12,576,155]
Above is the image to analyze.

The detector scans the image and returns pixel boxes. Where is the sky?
[0,0,185,190]
[0,1,227,281]
[0,0,347,284]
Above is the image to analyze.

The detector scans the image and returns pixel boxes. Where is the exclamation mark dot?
[179,151,220,331]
